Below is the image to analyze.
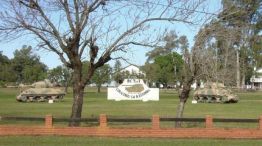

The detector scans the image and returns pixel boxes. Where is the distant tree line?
[0,45,47,86]
[1,43,185,89]
[0,45,111,92]
[192,0,262,87]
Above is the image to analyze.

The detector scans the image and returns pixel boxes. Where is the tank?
[16,80,65,102]
[193,82,239,103]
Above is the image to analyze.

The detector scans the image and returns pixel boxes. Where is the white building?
[250,68,262,89]
[88,65,145,87]
[108,64,145,87]
[120,65,145,76]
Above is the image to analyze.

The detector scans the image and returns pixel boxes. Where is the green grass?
[0,88,262,145]
[1,87,261,119]
[1,136,262,146]
[0,87,262,128]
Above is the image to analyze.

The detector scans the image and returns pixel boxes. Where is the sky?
[0,0,222,69]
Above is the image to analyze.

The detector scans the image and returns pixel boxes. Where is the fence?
[0,114,262,138]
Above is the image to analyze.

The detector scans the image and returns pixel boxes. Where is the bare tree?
[175,34,200,127]
[0,0,205,126]
[175,0,261,127]
[175,25,225,127]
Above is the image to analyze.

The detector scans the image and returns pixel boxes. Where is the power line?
[121,0,221,16]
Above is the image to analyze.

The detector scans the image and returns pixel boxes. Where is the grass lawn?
[0,87,261,119]
[1,136,262,146]
[0,87,262,145]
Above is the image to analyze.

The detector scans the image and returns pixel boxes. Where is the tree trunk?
[236,49,240,88]
[241,74,245,89]
[224,43,229,83]
[97,85,101,93]
[175,77,193,128]
[69,69,84,127]
[241,59,246,89]
[65,75,72,93]
[65,84,69,93]
[175,101,186,127]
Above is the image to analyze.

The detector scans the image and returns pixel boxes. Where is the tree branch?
[26,26,72,68]
[60,0,75,33]
[21,0,66,49]
[79,0,104,32]
[114,41,161,50]
[73,0,80,29]
[107,17,192,54]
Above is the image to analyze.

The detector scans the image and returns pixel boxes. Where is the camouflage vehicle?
[16,80,65,102]
[193,82,238,103]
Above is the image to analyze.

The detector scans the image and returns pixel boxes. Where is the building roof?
[256,68,262,73]
[120,64,145,75]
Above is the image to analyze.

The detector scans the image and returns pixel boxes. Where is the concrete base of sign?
[107,79,159,101]
[108,88,159,101]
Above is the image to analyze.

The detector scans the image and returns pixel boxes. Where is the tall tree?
[146,31,179,62]
[0,51,16,85]
[174,1,262,126]
[92,64,111,93]
[143,52,183,88]
[218,0,262,87]
[48,65,72,92]
[250,3,262,68]
[145,31,183,87]
[175,35,198,127]
[11,45,47,83]
[141,63,160,87]
[0,0,205,126]
[173,0,262,127]
[113,60,123,84]
[185,0,262,87]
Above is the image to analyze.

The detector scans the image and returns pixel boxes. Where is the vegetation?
[0,0,206,126]
[0,46,47,85]
[91,64,111,93]
[194,0,262,86]
[47,65,72,92]
[143,52,183,88]
[0,1,261,145]
[0,88,262,145]
[1,136,262,146]
[143,31,184,88]
[0,52,16,85]
[113,60,123,84]
[172,0,262,126]
[0,0,261,129]
[0,88,262,120]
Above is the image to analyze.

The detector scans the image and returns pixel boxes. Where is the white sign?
[108,79,159,102]
[250,77,262,83]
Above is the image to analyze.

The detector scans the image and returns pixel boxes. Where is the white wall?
[107,79,159,102]
[108,87,159,102]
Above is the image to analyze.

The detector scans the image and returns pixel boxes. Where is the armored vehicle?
[193,82,238,103]
[16,80,65,102]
